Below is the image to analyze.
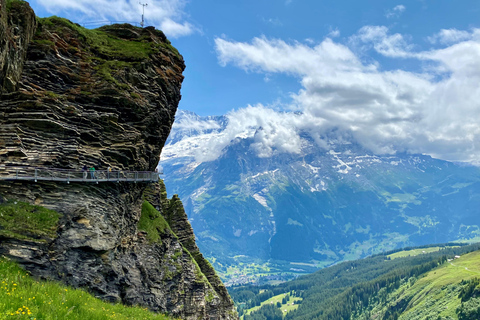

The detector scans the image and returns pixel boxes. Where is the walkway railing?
[0,166,160,184]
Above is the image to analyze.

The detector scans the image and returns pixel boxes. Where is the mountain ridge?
[161,109,480,285]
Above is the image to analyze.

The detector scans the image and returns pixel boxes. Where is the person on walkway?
[107,166,112,180]
[89,166,96,179]
[82,165,88,179]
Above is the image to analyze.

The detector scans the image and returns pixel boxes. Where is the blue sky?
[28,0,480,163]
[162,0,480,116]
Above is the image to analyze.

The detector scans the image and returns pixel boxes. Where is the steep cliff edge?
[0,0,36,92]
[0,1,237,319]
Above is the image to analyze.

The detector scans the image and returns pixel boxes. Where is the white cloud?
[189,105,308,162]
[262,17,283,27]
[353,26,415,58]
[327,28,340,38]
[386,4,406,18]
[427,28,477,45]
[173,115,221,132]
[35,0,194,37]
[215,36,368,76]
[159,19,193,38]
[207,26,480,164]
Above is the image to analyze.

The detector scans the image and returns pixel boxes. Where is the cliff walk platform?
[0,166,161,184]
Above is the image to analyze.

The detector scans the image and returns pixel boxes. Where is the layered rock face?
[0,1,237,319]
[0,0,36,93]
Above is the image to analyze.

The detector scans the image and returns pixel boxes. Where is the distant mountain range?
[161,110,480,285]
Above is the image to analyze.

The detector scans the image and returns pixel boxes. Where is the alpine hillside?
[230,243,480,320]
[161,110,480,285]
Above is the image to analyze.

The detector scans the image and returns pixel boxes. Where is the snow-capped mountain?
[161,110,480,284]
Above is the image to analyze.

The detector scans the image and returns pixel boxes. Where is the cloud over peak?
[205,26,480,164]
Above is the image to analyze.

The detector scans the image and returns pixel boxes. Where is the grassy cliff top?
[34,15,181,62]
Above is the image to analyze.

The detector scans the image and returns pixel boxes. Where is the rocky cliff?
[0,0,237,319]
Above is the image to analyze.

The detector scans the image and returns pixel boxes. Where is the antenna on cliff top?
[139,2,148,27]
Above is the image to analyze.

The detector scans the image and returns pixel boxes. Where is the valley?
[230,243,480,320]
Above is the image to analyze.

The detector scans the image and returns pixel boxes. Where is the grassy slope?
[388,246,460,260]
[241,291,302,319]
[0,201,60,241]
[353,249,480,320]
[0,200,179,319]
[0,198,210,318]
[399,250,480,319]
[0,258,173,320]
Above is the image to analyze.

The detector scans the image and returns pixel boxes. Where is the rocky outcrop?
[0,1,237,319]
[0,0,37,93]
[145,182,235,318]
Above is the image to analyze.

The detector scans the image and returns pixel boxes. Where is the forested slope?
[230,243,480,320]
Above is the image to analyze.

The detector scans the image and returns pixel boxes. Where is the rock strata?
[0,0,36,93]
[145,182,235,318]
[0,1,237,319]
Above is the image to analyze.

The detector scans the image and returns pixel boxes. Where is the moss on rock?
[138,200,169,244]
[0,200,60,241]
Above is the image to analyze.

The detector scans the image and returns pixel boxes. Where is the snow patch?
[253,193,269,209]
[331,155,352,174]
[162,133,222,160]
[186,161,201,171]
[302,162,321,173]
[249,169,279,180]
[191,187,208,200]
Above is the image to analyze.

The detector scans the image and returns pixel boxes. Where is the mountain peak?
[161,109,480,285]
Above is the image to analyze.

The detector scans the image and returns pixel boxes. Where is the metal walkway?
[0,166,160,183]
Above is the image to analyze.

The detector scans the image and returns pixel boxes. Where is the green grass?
[137,201,169,244]
[398,251,480,319]
[36,17,155,62]
[0,258,174,320]
[33,16,181,88]
[158,42,181,60]
[241,291,302,319]
[32,39,55,47]
[137,201,208,284]
[5,0,25,11]
[357,250,480,320]
[388,246,458,259]
[0,201,60,241]
[95,60,131,88]
[382,192,422,205]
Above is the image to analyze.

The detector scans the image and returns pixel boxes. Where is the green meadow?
[0,258,173,320]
